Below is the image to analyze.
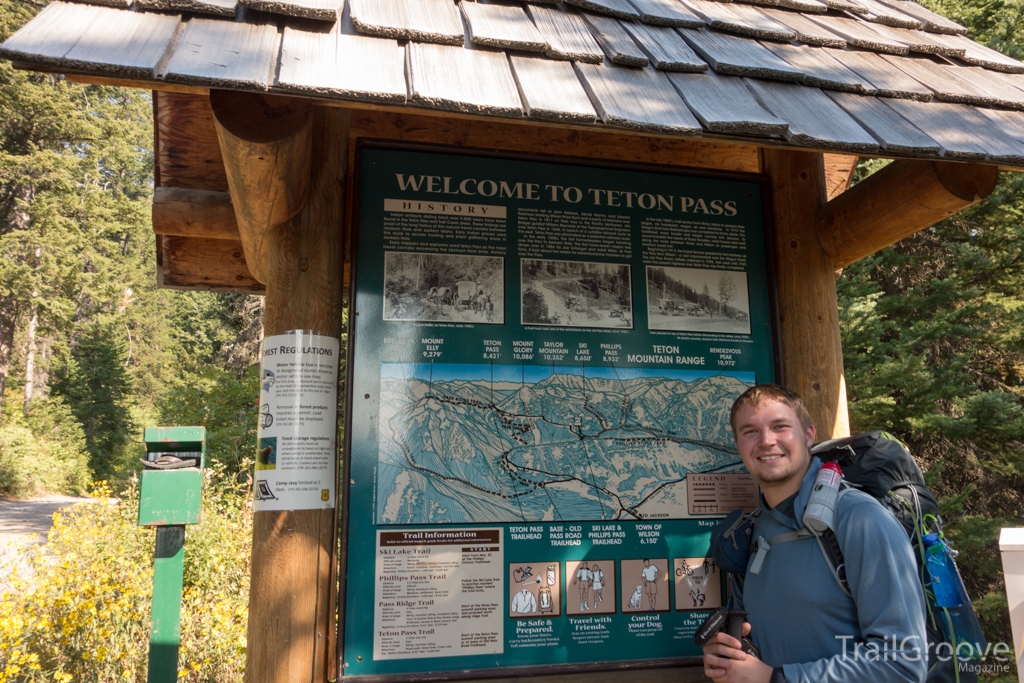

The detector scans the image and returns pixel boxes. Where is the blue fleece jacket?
[732,458,928,683]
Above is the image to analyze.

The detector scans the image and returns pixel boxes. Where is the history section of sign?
[374,528,503,660]
[381,195,507,327]
[641,215,752,337]
[685,473,760,515]
[254,331,339,511]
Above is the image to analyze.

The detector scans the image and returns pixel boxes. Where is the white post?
[998,528,1024,681]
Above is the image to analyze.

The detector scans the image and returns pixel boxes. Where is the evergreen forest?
[0,0,265,494]
[0,0,1023,678]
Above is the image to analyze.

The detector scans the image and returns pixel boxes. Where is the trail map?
[376,363,753,525]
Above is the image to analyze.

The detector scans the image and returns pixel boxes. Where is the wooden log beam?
[762,148,850,439]
[152,187,239,240]
[245,107,348,683]
[817,160,999,269]
[157,235,264,293]
[823,153,858,201]
[211,90,313,283]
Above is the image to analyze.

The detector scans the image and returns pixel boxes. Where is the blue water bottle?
[923,533,987,659]
[923,532,970,607]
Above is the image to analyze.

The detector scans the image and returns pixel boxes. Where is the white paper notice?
[374,528,504,660]
[254,331,339,511]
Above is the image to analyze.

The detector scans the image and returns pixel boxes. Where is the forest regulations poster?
[341,145,775,677]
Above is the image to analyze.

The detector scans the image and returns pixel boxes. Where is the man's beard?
[756,460,802,485]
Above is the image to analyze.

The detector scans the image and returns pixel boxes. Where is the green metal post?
[140,425,204,682]
[148,525,186,683]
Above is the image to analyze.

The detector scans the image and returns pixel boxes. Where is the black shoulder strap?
[817,528,850,596]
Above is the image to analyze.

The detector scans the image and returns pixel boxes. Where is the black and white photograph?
[521,259,633,329]
[383,252,504,324]
[646,266,751,335]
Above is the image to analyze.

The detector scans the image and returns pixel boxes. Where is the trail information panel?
[342,146,774,677]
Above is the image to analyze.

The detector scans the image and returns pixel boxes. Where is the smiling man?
[701,384,926,683]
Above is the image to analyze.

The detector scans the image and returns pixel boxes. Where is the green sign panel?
[341,145,775,677]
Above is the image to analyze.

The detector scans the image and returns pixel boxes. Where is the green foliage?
[0,30,264,481]
[0,392,90,497]
[0,71,155,324]
[0,472,251,682]
[51,321,136,479]
[152,291,263,475]
[160,366,259,473]
[0,0,266,485]
[838,7,1024,660]
[0,426,64,498]
[0,0,161,483]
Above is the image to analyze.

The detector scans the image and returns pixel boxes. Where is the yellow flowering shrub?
[0,470,251,682]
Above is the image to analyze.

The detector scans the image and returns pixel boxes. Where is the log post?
[211,91,313,283]
[212,93,348,683]
[762,149,850,439]
[817,160,999,269]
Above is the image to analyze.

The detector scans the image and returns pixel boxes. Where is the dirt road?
[0,495,94,586]
[0,495,93,543]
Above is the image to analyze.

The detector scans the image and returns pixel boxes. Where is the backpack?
[711,431,984,683]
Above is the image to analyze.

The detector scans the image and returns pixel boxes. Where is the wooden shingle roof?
[4,0,1024,164]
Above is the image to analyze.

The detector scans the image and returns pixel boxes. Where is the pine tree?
[718,273,737,316]
[51,321,136,479]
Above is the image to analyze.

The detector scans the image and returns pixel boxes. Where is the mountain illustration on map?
[376,364,754,525]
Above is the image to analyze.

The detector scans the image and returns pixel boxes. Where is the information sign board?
[341,144,775,677]
[255,331,339,511]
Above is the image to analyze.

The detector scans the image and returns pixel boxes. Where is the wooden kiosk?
[2,0,1020,679]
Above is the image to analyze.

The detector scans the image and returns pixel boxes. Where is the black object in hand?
[694,607,729,647]
[727,610,747,640]
[694,607,760,659]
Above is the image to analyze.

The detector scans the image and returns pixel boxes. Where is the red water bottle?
[803,462,842,532]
